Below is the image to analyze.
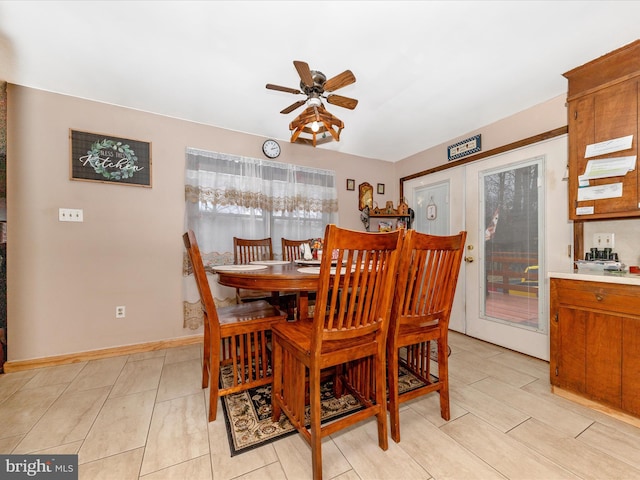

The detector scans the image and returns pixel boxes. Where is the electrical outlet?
[58,208,84,222]
[593,232,615,249]
[115,306,126,318]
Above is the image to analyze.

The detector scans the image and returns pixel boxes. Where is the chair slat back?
[233,237,274,264]
[392,230,466,331]
[183,230,221,333]
[313,225,403,349]
[281,238,307,261]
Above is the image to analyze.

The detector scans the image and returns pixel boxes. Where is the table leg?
[298,291,309,321]
[271,291,280,305]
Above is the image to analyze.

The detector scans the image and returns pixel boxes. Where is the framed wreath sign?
[70,129,152,187]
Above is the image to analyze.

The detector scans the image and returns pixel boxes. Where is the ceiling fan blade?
[323,70,356,92]
[294,60,314,88]
[280,100,306,114]
[326,94,358,110]
[266,83,302,95]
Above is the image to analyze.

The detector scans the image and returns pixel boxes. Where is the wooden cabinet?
[550,277,640,417]
[564,40,640,221]
[622,318,640,415]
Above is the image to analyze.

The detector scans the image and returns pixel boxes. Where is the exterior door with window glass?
[466,156,548,358]
[404,169,466,333]
[404,135,572,360]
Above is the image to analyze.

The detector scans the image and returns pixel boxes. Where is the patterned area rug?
[221,344,449,456]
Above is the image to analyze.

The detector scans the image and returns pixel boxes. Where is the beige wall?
[6,85,395,362]
[395,93,640,269]
[583,219,640,267]
[8,86,637,364]
[395,95,569,178]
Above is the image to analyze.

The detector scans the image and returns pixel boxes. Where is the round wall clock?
[262,139,281,158]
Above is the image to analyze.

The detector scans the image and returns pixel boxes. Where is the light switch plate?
[593,232,614,249]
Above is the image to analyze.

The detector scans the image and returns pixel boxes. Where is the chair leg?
[271,336,283,421]
[309,366,323,480]
[202,345,210,390]
[387,347,401,443]
[374,355,389,451]
[208,354,220,422]
[202,318,210,389]
[438,338,451,421]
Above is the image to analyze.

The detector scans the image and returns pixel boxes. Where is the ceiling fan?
[266,60,358,146]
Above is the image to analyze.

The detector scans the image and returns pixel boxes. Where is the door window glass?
[481,158,544,332]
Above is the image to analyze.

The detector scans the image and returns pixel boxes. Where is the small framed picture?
[346,179,355,191]
[377,183,385,194]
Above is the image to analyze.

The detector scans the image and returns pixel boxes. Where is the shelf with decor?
[368,215,412,232]
[360,198,413,232]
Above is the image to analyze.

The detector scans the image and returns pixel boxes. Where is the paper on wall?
[585,135,633,158]
[580,156,636,181]
[577,182,623,201]
[576,206,595,215]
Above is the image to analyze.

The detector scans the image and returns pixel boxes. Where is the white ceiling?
[1,1,640,162]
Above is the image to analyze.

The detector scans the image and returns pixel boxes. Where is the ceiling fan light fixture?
[288,103,344,147]
[307,97,322,108]
[269,60,355,147]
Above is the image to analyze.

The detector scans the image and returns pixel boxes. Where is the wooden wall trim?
[399,126,568,199]
[2,335,203,373]
[573,221,584,264]
[552,385,640,429]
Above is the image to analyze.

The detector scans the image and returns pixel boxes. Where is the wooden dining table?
[213,262,322,321]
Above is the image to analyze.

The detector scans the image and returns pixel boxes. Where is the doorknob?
[465,244,474,263]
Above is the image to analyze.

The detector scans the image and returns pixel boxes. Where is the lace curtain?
[182,147,339,329]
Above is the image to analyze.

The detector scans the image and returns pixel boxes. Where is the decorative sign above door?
[447,134,481,161]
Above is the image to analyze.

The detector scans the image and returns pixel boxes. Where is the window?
[184,148,339,260]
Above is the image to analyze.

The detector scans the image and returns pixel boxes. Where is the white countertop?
[549,269,640,286]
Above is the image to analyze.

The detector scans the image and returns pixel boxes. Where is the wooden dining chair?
[386,229,466,442]
[233,237,274,264]
[281,237,315,317]
[233,236,275,302]
[183,230,287,421]
[281,237,308,261]
[271,224,403,480]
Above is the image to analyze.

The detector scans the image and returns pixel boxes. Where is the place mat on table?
[297,266,355,275]
[297,266,321,274]
[295,259,342,266]
[249,260,291,265]
[212,264,268,272]
[294,259,321,266]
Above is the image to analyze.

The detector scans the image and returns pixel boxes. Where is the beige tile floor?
[2,331,640,479]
